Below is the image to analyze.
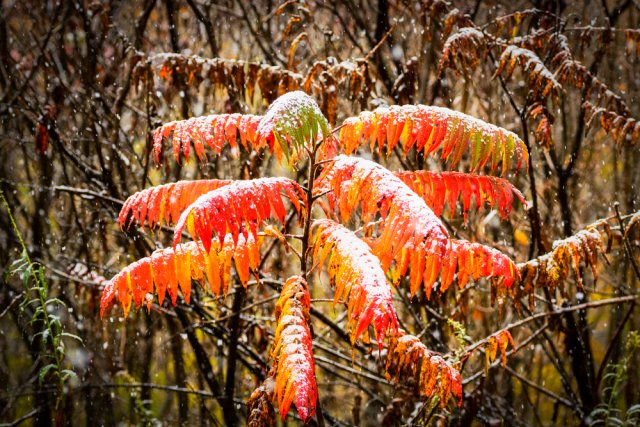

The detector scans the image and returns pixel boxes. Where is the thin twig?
[503,365,574,408]
[462,295,638,355]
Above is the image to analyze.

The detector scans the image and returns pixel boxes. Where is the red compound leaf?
[393,239,520,299]
[338,105,528,174]
[173,177,305,253]
[153,92,334,165]
[152,113,264,163]
[100,235,262,318]
[316,156,519,299]
[311,219,399,347]
[118,179,232,229]
[385,331,462,407]
[315,155,449,269]
[271,276,317,422]
[395,170,526,221]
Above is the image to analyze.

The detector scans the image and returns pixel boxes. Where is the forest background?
[1,0,640,426]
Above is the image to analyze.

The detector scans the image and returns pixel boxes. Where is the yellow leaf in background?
[515,229,529,246]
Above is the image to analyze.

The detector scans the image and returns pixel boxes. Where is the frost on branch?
[316,156,518,300]
[395,170,526,221]
[311,219,399,347]
[338,105,528,174]
[270,276,317,422]
[173,177,305,253]
[385,331,462,408]
[100,235,262,318]
[152,114,263,163]
[119,179,232,229]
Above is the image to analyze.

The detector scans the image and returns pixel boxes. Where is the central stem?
[297,141,326,427]
[300,146,318,276]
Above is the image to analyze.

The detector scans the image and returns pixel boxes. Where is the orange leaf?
[386,331,462,407]
[312,219,399,347]
[338,105,528,173]
[315,155,449,272]
[485,330,516,367]
[271,276,317,422]
[396,171,526,221]
[119,179,232,229]
[173,178,304,253]
[315,156,519,298]
[100,235,263,318]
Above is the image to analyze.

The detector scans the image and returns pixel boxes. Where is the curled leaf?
[439,27,487,76]
[247,380,276,427]
[625,211,640,237]
[583,101,639,146]
[515,221,610,310]
[494,45,562,101]
[485,330,516,370]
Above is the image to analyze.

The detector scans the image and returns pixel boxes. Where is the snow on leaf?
[271,276,317,422]
[494,45,563,101]
[152,114,264,163]
[625,210,640,237]
[173,177,305,253]
[256,91,331,162]
[385,330,462,407]
[315,156,519,299]
[439,27,487,76]
[315,155,449,270]
[247,380,276,427]
[119,179,232,229]
[395,170,526,221]
[338,105,528,173]
[311,219,399,347]
[100,235,263,318]
[516,221,610,310]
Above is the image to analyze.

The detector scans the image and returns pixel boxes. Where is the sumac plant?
[100,91,533,424]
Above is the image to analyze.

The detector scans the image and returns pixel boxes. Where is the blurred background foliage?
[0,0,639,425]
